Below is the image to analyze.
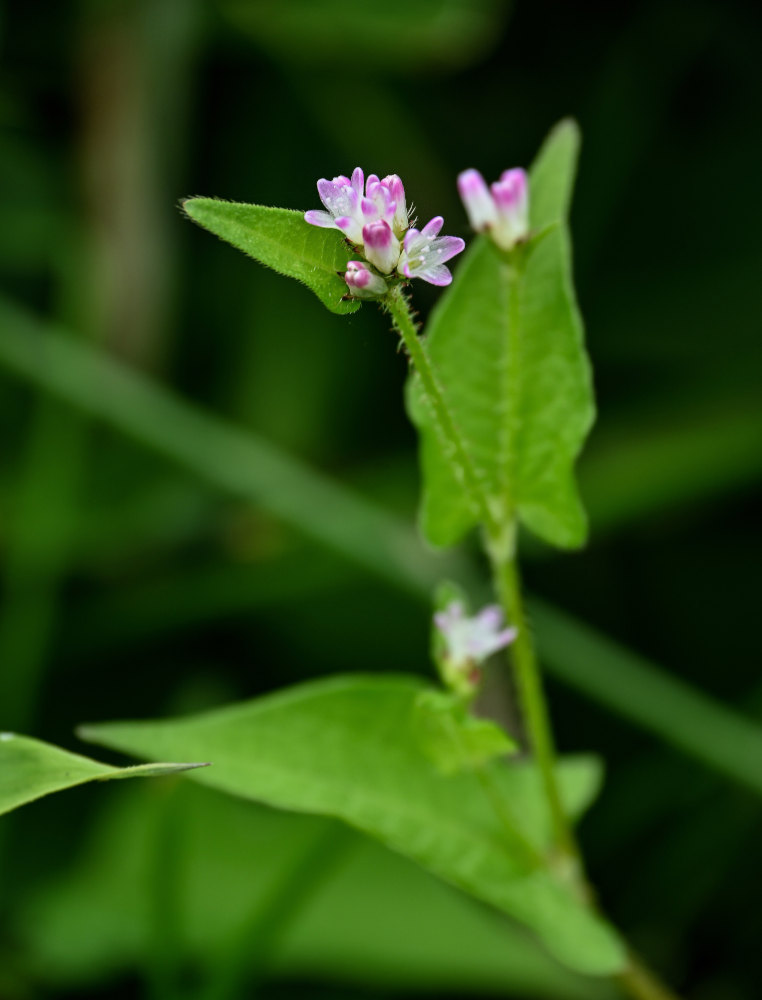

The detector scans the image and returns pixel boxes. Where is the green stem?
[385,284,683,1000]
[385,285,578,863]
[492,554,581,868]
[384,285,499,537]
[617,953,684,1000]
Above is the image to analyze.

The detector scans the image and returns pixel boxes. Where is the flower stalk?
[383,285,498,534]
[313,162,685,1000]
[491,551,583,871]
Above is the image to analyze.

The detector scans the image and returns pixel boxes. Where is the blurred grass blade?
[531,598,762,796]
[19,783,615,999]
[80,674,624,975]
[0,294,454,596]
[222,0,511,72]
[183,201,359,316]
[2,294,762,797]
[0,732,207,816]
[579,402,762,536]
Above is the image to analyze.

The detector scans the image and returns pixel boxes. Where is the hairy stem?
[384,285,499,537]
[382,285,684,1000]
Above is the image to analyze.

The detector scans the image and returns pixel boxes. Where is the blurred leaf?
[182,200,359,315]
[407,120,594,549]
[221,0,511,72]
[80,674,623,974]
[0,732,206,816]
[19,782,615,999]
[413,689,518,775]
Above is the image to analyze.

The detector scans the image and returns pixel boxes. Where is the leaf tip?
[179,196,208,222]
[74,723,98,743]
[547,117,582,158]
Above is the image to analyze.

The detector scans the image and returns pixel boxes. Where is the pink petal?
[317,179,356,218]
[431,235,465,264]
[351,167,364,196]
[457,168,496,231]
[403,227,422,253]
[421,216,444,238]
[475,605,503,630]
[417,263,453,286]
[361,197,379,219]
[304,210,336,228]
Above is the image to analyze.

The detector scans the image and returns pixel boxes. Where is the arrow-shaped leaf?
[0,732,207,816]
[183,199,360,316]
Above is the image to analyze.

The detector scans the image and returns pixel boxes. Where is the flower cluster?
[457,167,529,251]
[434,601,517,697]
[305,168,465,297]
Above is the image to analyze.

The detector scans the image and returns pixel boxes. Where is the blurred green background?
[1,0,761,997]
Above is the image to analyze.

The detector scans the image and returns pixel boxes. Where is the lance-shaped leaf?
[406,120,594,549]
[80,674,625,976]
[0,732,207,816]
[183,200,360,316]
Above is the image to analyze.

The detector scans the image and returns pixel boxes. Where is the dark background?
[1,1,760,997]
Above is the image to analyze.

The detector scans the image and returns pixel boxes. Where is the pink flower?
[435,601,517,667]
[305,168,405,248]
[305,168,464,286]
[398,217,465,287]
[433,600,517,698]
[457,167,529,251]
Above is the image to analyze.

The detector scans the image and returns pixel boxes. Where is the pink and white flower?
[305,167,464,288]
[457,167,529,251]
[344,261,388,299]
[398,217,465,287]
[305,168,406,247]
[435,601,517,668]
[362,220,400,274]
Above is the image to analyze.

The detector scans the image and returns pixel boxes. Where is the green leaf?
[182,199,360,316]
[406,119,594,549]
[413,689,517,775]
[0,732,207,816]
[80,675,624,975]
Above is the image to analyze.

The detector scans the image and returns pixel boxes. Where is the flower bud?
[490,169,529,250]
[382,173,409,236]
[344,261,388,299]
[457,166,530,251]
[362,220,401,274]
[457,169,497,232]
